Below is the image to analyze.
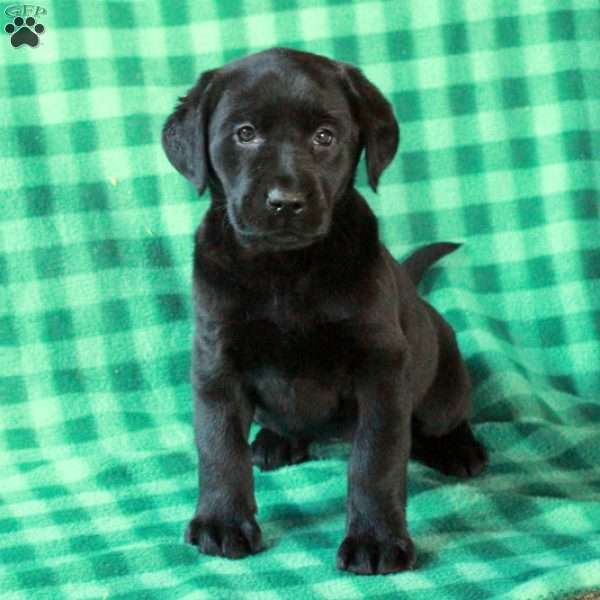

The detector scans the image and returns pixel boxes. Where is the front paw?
[337,533,415,575]
[185,514,262,559]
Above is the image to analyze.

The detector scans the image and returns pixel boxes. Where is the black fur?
[162,48,487,575]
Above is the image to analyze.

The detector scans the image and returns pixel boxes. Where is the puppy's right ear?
[162,69,217,195]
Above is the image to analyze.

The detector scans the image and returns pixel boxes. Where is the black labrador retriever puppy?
[162,47,487,575]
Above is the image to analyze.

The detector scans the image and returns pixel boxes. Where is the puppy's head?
[162,48,399,252]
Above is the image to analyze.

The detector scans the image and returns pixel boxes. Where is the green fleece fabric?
[1,0,599,598]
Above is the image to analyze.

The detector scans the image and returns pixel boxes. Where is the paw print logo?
[5,16,45,47]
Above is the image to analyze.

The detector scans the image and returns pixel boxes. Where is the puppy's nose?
[266,188,306,214]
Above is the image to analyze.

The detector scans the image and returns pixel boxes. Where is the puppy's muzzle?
[235,185,327,251]
[262,187,320,248]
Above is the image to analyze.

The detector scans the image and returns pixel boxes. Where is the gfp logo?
[4,4,46,47]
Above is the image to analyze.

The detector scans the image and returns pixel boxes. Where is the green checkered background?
[1,0,599,598]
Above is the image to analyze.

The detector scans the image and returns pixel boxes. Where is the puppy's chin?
[228,214,330,253]
[236,231,323,253]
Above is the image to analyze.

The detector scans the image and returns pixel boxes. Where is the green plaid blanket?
[1,0,599,598]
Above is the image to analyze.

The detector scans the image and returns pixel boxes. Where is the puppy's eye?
[236,126,256,143]
[313,128,334,146]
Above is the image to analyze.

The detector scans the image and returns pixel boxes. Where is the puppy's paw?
[251,427,310,471]
[336,533,415,575]
[185,514,262,559]
[412,421,488,479]
[441,437,487,478]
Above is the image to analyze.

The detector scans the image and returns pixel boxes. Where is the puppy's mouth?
[238,230,324,251]
[227,209,329,251]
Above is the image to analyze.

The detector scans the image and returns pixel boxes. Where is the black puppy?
[162,47,487,575]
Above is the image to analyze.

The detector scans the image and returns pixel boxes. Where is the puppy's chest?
[225,301,362,426]
[225,283,361,370]
[226,315,362,377]
[226,316,360,434]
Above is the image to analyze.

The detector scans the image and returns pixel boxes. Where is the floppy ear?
[161,69,217,195]
[342,65,399,192]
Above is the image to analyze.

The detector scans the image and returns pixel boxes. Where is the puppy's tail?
[402,242,461,285]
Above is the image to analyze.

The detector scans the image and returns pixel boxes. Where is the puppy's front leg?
[185,374,262,559]
[337,374,415,575]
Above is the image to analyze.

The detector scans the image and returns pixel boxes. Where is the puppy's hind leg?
[411,310,487,478]
[251,428,311,471]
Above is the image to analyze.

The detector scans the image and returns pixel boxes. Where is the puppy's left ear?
[341,65,399,192]
[162,69,217,195]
